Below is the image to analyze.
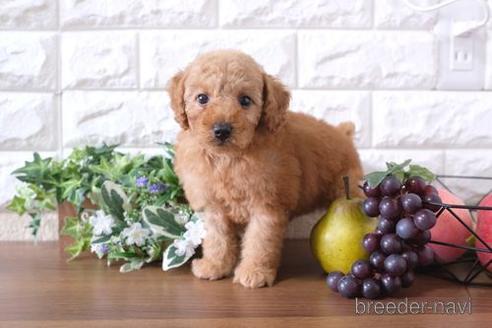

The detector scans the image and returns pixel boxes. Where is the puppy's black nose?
[213,123,232,142]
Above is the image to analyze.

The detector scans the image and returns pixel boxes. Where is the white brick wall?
[374,0,439,29]
[298,31,437,88]
[1,0,491,240]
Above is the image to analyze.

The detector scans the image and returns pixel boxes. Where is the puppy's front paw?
[233,263,277,288]
[191,259,232,281]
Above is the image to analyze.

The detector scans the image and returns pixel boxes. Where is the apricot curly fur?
[167,50,363,288]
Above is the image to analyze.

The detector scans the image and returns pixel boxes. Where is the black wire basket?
[419,175,492,286]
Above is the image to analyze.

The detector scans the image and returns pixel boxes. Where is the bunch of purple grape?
[326,175,442,299]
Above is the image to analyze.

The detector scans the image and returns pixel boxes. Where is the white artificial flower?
[122,222,150,246]
[172,238,196,258]
[174,211,190,225]
[183,219,206,247]
[90,243,109,259]
[89,210,115,235]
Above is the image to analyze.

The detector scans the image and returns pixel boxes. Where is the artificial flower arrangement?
[7,143,205,272]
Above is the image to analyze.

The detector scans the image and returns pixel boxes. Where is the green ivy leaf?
[62,184,87,213]
[142,206,185,239]
[160,158,180,186]
[65,239,91,261]
[12,153,59,189]
[386,162,397,170]
[145,241,164,263]
[364,171,388,188]
[392,170,405,183]
[7,196,26,215]
[407,164,436,182]
[158,142,176,159]
[100,181,129,220]
[119,259,145,273]
[107,249,140,262]
[88,186,103,208]
[387,159,412,174]
[61,216,83,239]
[162,244,192,271]
[27,212,42,237]
[364,159,413,187]
[61,216,92,260]
[364,159,436,187]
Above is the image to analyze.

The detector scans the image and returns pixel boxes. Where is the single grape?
[377,217,396,234]
[418,246,434,266]
[362,233,381,253]
[414,209,437,231]
[380,233,403,255]
[401,250,419,270]
[370,251,387,270]
[326,271,344,292]
[379,197,402,220]
[396,217,419,240]
[384,254,408,276]
[363,181,381,198]
[381,274,402,295]
[362,278,381,299]
[401,193,423,214]
[410,230,431,246]
[423,193,443,212]
[405,176,426,195]
[380,175,402,196]
[352,260,372,280]
[337,275,361,298]
[363,197,380,217]
[424,185,438,196]
[401,271,415,288]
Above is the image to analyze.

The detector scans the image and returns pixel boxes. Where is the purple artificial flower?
[148,183,168,194]
[100,243,109,254]
[135,176,149,187]
[91,243,109,259]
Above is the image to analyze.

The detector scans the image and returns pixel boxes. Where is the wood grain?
[0,240,489,327]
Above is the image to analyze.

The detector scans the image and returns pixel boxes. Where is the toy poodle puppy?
[167,50,363,288]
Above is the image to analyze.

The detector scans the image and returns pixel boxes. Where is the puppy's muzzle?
[213,122,232,143]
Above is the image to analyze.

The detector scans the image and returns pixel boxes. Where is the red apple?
[429,188,473,263]
[476,192,492,271]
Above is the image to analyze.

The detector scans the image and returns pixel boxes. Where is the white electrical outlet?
[451,33,474,71]
[436,2,486,90]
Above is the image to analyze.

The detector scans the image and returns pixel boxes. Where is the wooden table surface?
[0,240,490,328]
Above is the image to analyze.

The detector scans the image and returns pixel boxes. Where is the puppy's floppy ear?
[167,70,189,129]
[261,74,290,133]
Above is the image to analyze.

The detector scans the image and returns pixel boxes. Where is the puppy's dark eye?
[239,95,252,108]
[196,94,209,105]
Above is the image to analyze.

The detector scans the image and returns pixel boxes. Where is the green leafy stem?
[364,159,436,188]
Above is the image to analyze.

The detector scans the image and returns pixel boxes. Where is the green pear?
[310,197,377,274]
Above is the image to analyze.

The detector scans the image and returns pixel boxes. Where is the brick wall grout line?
[368,91,373,148]
[56,0,63,160]
[1,88,491,93]
[136,32,141,90]
[371,0,376,30]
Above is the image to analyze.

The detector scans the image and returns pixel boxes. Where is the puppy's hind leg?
[192,210,239,281]
[233,209,288,288]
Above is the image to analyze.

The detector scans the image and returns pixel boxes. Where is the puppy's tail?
[337,121,356,139]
